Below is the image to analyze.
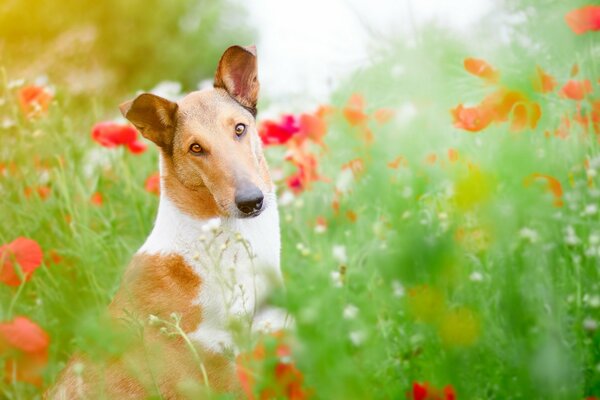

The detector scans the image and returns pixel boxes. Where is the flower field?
[1,2,600,399]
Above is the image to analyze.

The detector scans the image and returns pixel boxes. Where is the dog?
[47,45,288,399]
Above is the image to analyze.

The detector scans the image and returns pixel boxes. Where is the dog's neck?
[138,155,280,267]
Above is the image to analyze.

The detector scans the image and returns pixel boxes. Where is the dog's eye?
[189,143,203,154]
[235,123,246,137]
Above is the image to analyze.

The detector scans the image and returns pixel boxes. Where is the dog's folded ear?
[214,45,259,117]
[119,93,178,149]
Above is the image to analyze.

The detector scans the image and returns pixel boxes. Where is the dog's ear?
[214,45,259,116]
[119,93,178,148]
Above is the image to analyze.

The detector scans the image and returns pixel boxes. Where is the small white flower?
[349,330,366,346]
[584,204,598,216]
[151,81,182,100]
[519,227,539,243]
[584,318,598,331]
[332,245,347,264]
[588,295,600,308]
[565,226,580,246]
[392,280,405,297]
[590,233,600,245]
[1,117,15,129]
[336,168,354,194]
[343,304,359,320]
[330,271,343,287]
[587,169,597,178]
[201,218,221,233]
[469,271,484,282]
[7,78,25,89]
[402,187,413,199]
[278,191,295,206]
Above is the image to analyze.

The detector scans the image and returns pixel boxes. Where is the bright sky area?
[246,0,494,105]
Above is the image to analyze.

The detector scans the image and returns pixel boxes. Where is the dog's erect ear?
[214,45,259,116]
[119,93,178,148]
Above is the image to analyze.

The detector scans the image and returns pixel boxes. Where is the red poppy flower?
[343,93,369,126]
[533,66,556,94]
[565,6,600,34]
[24,186,51,200]
[464,58,499,83]
[0,316,50,387]
[91,122,147,154]
[524,173,564,207]
[90,192,103,206]
[237,334,309,400]
[559,80,593,100]
[298,113,327,147]
[410,382,456,400]
[0,237,43,287]
[451,104,494,132]
[18,85,53,118]
[145,172,161,195]
[259,115,300,146]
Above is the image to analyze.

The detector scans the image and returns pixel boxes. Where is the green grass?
[1,2,600,398]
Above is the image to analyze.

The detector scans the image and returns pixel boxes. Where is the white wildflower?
[519,227,539,243]
[584,318,598,332]
[330,271,343,288]
[201,218,221,233]
[278,191,295,206]
[469,271,484,282]
[584,204,598,216]
[349,330,366,346]
[402,186,413,199]
[565,226,580,246]
[332,245,347,264]
[392,280,405,297]
[336,168,354,194]
[343,304,359,320]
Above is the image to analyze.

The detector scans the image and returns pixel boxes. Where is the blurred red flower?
[259,115,300,146]
[343,93,368,126]
[451,104,493,132]
[0,316,50,387]
[464,58,499,84]
[559,80,593,101]
[533,66,556,94]
[524,173,564,207]
[237,334,309,400]
[18,85,53,118]
[0,237,43,287]
[24,186,51,200]
[410,382,456,400]
[145,172,161,195]
[90,192,103,206]
[91,122,147,154]
[565,6,600,34]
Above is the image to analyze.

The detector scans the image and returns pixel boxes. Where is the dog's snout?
[235,185,264,216]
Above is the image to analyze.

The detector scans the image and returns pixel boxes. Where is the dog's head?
[120,45,272,219]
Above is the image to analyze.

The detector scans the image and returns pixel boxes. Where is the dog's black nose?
[235,186,264,215]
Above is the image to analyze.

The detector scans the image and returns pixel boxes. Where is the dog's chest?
[139,196,283,353]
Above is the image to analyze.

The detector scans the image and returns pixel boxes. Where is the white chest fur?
[138,190,288,354]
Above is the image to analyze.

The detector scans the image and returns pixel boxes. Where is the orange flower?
[298,112,328,147]
[90,192,103,206]
[464,58,499,83]
[559,80,593,100]
[374,108,395,124]
[388,156,409,169]
[451,104,493,132]
[524,173,564,207]
[18,85,53,118]
[24,186,51,200]
[237,334,309,400]
[0,316,50,387]
[448,148,459,163]
[425,153,437,165]
[0,237,44,286]
[343,93,368,126]
[346,210,357,222]
[145,172,161,195]
[533,66,556,94]
[565,6,600,35]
